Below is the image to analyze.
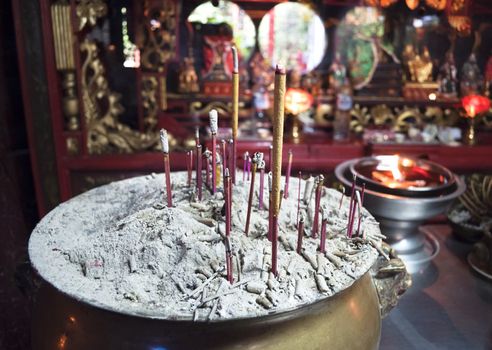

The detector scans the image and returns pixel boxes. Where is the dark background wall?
[0,0,38,348]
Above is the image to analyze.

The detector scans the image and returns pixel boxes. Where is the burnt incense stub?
[29,172,383,321]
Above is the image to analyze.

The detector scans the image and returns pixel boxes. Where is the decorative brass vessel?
[30,243,409,350]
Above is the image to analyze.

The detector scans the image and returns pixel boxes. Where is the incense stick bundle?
[270,65,286,276]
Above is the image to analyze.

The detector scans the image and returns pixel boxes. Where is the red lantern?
[461,95,491,118]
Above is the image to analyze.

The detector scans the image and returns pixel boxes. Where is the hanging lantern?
[406,0,419,10]
[425,0,446,10]
[462,95,491,118]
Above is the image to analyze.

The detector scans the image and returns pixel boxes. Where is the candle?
[284,149,293,198]
[297,171,302,226]
[231,46,239,184]
[187,150,193,187]
[160,129,173,207]
[296,214,304,254]
[196,144,203,201]
[271,65,286,276]
[245,153,260,235]
[319,211,327,253]
[210,109,218,194]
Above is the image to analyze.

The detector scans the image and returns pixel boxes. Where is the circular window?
[188,1,256,61]
[258,3,326,73]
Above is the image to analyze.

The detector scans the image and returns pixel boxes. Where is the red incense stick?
[267,172,272,241]
[296,215,304,254]
[160,129,173,207]
[243,152,248,182]
[221,140,227,187]
[259,162,265,210]
[296,171,302,226]
[311,176,324,238]
[225,169,231,237]
[187,150,193,187]
[271,215,279,276]
[228,139,235,185]
[244,155,258,235]
[284,149,293,198]
[247,156,251,181]
[204,150,211,188]
[225,236,233,284]
[196,145,203,201]
[347,174,357,238]
[320,213,327,253]
[210,110,218,194]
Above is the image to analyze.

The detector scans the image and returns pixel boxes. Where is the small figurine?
[461,53,484,96]
[328,52,348,93]
[179,57,200,93]
[407,47,434,83]
[438,52,458,97]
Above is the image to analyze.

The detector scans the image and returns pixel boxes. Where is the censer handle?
[370,242,412,318]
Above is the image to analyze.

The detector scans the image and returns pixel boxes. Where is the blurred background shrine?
[1,0,492,348]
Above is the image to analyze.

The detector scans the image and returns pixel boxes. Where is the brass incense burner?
[31,244,409,350]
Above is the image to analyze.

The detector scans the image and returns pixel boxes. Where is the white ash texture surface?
[29,172,383,320]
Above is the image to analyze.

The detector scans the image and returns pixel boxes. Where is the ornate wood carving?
[80,40,160,154]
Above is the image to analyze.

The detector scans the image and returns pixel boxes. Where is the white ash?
[29,172,382,321]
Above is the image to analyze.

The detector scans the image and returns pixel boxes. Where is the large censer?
[29,174,410,350]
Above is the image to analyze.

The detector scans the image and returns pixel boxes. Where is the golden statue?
[406,47,434,83]
[179,57,200,93]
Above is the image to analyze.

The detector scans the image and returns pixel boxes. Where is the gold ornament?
[80,40,161,154]
[425,0,447,10]
[76,0,107,31]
